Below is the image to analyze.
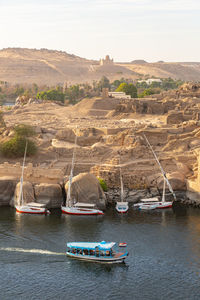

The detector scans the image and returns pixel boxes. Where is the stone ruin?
[100,55,114,66]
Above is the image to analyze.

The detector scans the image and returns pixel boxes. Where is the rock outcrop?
[12,181,35,207]
[65,172,106,210]
[0,177,16,206]
[34,183,63,208]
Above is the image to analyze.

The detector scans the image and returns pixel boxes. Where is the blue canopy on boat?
[67,241,116,250]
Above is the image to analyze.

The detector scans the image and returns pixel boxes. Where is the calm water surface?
[0,205,200,300]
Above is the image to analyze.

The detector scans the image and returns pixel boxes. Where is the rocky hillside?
[0,48,200,85]
[0,82,200,208]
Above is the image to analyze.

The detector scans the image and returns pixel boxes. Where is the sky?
[0,0,200,62]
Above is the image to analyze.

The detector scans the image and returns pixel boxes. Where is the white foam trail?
[0,247,65,256]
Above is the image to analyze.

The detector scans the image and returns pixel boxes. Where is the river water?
[0,205,200,300]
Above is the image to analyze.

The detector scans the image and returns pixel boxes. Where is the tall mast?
[18,141,28,206]
[143,134,176,200]
[161,176,166,203]
[66,134,77,207]
[120,165,124,202]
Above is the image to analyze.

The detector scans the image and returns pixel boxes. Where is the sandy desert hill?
[0,48,200,85]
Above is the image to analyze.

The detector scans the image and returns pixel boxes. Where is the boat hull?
[116,202,129,213]
[15,205,47,214]
[61,206,104,215]
[156,202,172,209]
[135,201,173,210]
[66,252,127,263]
[139,204,157,210]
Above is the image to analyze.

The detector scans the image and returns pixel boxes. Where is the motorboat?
[66,241,128,263]
[61,134,104,216]
[15,141,50,215]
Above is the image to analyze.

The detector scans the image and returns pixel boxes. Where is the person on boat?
[96,249,99,257]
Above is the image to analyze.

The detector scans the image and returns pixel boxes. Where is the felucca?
[116,162,128,213]
[61,134,104,215]
[15,141,49,214]
[135,134,175,210]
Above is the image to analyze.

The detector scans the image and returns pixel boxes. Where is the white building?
[138,79,162,85]
[108,92,131,99]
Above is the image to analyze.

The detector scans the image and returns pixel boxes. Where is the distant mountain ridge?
[0,48,200,84]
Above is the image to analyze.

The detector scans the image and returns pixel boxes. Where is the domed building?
[100,55,114,66]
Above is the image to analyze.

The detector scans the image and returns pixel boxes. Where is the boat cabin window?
[89,250,95,256]
[106,250,110,256]
[70,248,76,254]
[77,249,82,255]
[83,249,89,255]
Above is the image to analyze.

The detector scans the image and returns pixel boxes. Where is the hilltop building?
[137,78,162,85]
[100,55,113,66]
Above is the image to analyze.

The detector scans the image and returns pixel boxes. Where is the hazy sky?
[0,0,200,62]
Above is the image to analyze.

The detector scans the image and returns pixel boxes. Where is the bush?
[98,178,108,192]
[36,89,65,103]
[0,136,37,158]
[0,124,37,158]
[14,124,36,137]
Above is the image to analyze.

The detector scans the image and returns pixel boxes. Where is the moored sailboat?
[15,141,49,215]
[61,134,104,215]
[134,134,175,210]
[116,162,128,213]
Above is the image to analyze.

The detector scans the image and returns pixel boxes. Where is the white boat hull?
[66,252,127,263]
[137,201,173,210]
[15,205,48,214]
[139,204,158,210]
[155,201,173,209]
[61,206,104,215]
[116,202,129,213]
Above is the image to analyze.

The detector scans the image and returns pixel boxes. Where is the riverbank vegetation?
[0,77,184,105]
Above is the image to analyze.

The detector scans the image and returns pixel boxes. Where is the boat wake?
[0,247,65,256]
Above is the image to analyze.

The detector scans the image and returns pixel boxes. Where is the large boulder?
[34,183,63,208]
[12,181,35,207]
[157,172,186,191]
[0,177,16,206]
[65,172,106,210]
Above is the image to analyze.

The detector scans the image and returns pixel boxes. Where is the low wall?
[0,162,64,184]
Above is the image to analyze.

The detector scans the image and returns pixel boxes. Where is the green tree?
[65,85,84,103]
[116,83,137,98]
[138,88,160,98]
[112,80,121,88]
[97,76,110,91]
[36,89,65,103]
